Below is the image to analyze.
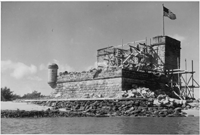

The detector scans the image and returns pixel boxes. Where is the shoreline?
[182,109,199,117]
[1,100,199,118]
[1,101,52,111]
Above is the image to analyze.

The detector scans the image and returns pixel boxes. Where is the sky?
[1,2,199,98]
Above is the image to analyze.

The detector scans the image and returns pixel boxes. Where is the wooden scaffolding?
[96,40,163,72]
[96,39,199,99]
[166,60,199,99]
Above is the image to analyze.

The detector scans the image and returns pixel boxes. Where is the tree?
[22,90,44,99]
[1,87,46,101]
[1,87,20,101]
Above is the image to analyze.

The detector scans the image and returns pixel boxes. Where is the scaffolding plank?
[97,52,114,57]
[181,86,199,88]
[114,48,129,51]
[97,46,113,51]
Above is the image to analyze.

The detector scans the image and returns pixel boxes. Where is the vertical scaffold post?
[150,38,151,45]
[185,59,187,98]
[177,58,180,86]
[97,51,98,68]
[192,60,194,98]
[122,39,124,68]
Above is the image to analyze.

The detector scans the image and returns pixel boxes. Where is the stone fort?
[47,35,181,99]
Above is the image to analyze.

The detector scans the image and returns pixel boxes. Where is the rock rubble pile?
[2,98,191,118]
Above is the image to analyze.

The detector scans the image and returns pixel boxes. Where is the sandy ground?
[182,109,199,117]
[1,101,51,111]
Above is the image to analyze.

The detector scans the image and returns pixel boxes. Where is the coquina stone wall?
[56,78,122,99]
[54,69,165,99]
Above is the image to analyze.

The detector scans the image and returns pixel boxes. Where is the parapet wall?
[53,69,165,99]
[57,68,122,83]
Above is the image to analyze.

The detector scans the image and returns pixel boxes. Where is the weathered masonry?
[151,36,181,71]
[53,69,166,99]
[151,36,181,83]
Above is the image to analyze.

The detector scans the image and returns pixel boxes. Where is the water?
[1,117,199,134]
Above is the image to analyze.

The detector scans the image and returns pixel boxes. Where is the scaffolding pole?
[192,60,194,98]
[185,59,187,98]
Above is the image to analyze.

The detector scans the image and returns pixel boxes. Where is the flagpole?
[162,4,165,36]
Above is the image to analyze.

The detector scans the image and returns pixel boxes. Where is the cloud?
[52,59,74,72]
[27,76,42,81]
[39,64,46,70]
[1,60,37,79]
[171,34,186,41]
[1,60,12,72]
